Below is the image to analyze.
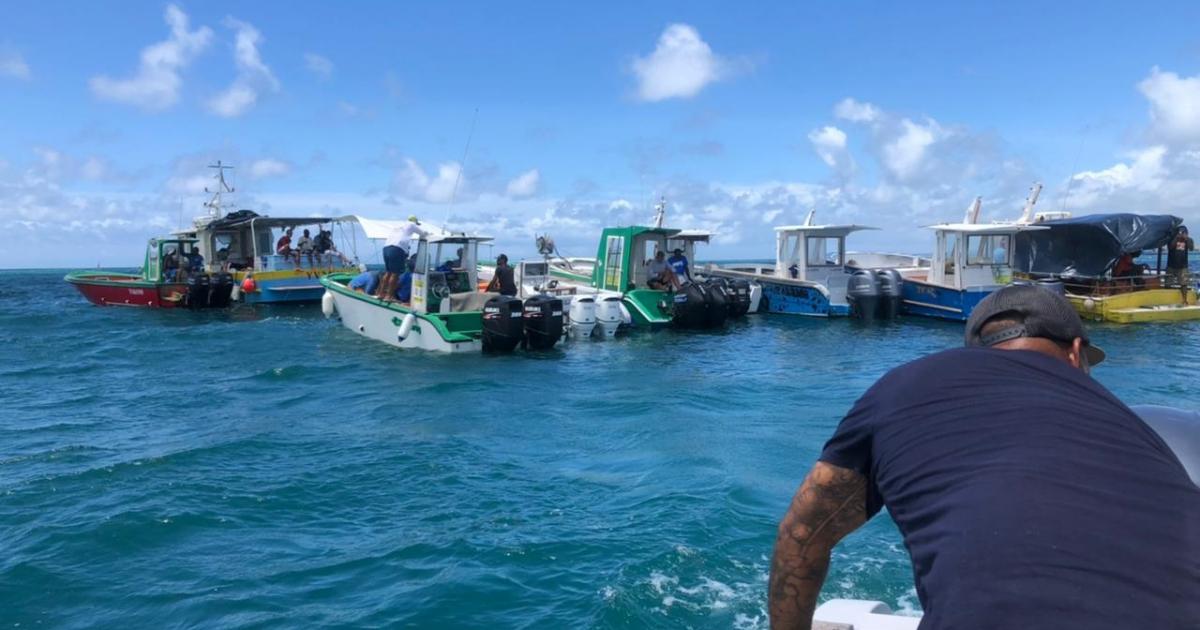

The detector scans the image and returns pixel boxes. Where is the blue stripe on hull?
[245,279,326,304]
[900,281,993,322]
[759,281,843,317]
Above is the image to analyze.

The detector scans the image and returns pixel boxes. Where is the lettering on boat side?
[129,289,144,295]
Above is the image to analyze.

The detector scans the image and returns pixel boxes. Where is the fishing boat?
[65,162,361,308]
[897,196,1048,322]
[321,228,565,354]
[705,211,922,318]
[543,199,750,328]
[1013,213,1200,323]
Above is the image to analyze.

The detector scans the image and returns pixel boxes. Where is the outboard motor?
[846,269,880,321]
[874,269,902,319]
[727,279,752,317]
[701,281,729,328]
[595,296,623,339]
[209,272,234,308]
[567,296,597,339]
[482,295,524,353]
[672,283,709,328]
[186,273,211,309]
[522,294,564,350]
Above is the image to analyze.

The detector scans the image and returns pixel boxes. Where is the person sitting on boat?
[486,254,517,296]
[992,237,1009,265]
[769,285,1199,630]
[378,216,428,301]
[1113,251,1138,286]
[646,250,680,290]
[276,228,295,265]
[1167,226,1194,291]
[186,246,204,274]
[667,248,692,285]
[163,247,180,281]
[349,270,380,295]
[296,229,315,268]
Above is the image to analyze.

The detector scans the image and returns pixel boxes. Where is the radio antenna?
[447,107,479,228]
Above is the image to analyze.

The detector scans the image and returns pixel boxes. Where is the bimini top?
[774,224,877,238]
[339,215,490,243]
[1014,213,1184,277]
[925,222,1048,235]
[196,210,339,231]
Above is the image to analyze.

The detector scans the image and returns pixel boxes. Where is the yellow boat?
[1015,212,1198,324]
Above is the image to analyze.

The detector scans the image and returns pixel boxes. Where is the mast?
[964,197,982,224]
[651,196,667,228]
[203,160,235,222]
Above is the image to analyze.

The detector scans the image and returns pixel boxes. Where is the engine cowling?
[482,295,524,353]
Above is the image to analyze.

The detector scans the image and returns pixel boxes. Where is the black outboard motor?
[482,295,524,353]
[874,268,903,319]
[209,272,234,308]
[846,269,879,321]
[522,294,564,350]
[728,279,752,317]
[186,273,211,309]
[701,280,729,328]
[672,283,709,328]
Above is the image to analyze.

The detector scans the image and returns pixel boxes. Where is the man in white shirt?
[378,215,428,300]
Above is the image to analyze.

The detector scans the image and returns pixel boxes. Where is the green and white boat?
[321,232,498,353]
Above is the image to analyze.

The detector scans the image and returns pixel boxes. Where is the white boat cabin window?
[643,239,660,264]
[412,241,429,274]
[806,237,843,267]
[942,232,959,275]
[604,236,624,290]
[966,234,1010,266]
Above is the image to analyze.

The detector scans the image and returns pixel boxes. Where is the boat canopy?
[774,224,877,238]
[337,214,467,241]
[1013,213,1184,277]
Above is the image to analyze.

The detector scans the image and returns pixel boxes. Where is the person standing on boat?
[667,248,692,286]
[769,285,1199,630]
[378,216,427,301]
[1167,226,1193,295]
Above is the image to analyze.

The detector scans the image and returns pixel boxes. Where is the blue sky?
[3,1,1200,267]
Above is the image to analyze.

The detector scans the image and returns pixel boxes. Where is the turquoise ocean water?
[2,268,1198,628]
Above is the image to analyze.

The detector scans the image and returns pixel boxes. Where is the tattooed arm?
[768,461,869,630]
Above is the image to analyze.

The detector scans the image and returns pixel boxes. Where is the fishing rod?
[446,107,479,231]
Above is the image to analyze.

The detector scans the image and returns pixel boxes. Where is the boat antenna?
[1017,182,1042,224]
[963,197,981,224]
[203,160,235,221]
[447,107,479,228]
[652,196,667,228]
[803,208,816,226]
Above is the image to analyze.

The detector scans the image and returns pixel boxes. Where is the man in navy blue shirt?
[769,285,1199,629]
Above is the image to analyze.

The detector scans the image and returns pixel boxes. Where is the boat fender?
[397,313,416,340]
[618,302,633,325]
[230,282,242,302]
[321,291,336,318]
[1084,297,1096,311]
[241,276,257,293]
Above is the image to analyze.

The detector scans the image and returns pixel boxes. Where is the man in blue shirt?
[769,285,1199,629]
[667,248,691,285]
[348,270,379,295]
[396,270,413,302]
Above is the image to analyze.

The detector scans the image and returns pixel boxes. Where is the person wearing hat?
[769,285,1198,629]
[378,215,428,301]
[1166,225,1193,298]
[667,247,692,286]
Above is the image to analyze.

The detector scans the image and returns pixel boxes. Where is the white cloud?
[391,158,463,203]
[881,118,941,182]
[304,52,333,79]
[248,158,291,179]
[0,51,31,80]
[808,125,848,167]
[631,24,731,102]
[89,4,212,111]
[207,17,279,117]
[1138,66,1200,144]
[834,98,880,123]
[505,169,540,198]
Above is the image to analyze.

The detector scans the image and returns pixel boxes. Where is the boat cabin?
[179,212,355,274]
[923,223,1045,290]
[142,237,200,283]
[773,223,876,282]
[410,233,492,314]
[592,226,682,292]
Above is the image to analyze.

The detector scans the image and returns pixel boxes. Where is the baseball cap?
[408,215,420,224]
[965,284,1105,365]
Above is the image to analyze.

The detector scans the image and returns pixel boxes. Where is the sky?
[3,1,1200,268]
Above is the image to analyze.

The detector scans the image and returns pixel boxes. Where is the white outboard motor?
[595,295,624,339]
[566,296,597,339]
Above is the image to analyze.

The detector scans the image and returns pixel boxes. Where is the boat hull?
[235,267,357,304]
[1069,288,1200,323]
[758,279,845,317]
[65,272,187,308]
[320,276,483,353]
[900,279,992,322]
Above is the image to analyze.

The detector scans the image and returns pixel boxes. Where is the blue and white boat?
[898,198,1048,321]
[706,212,923,317]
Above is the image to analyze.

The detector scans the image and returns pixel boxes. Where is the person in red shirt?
[276,228,294,265]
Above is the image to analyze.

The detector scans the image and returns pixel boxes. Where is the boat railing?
[255,253,354,272]
[1018,271,1170,296]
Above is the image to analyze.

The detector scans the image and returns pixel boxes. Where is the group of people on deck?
[275,226,343,269]
[163,246,204,282]
[646,248,692,290]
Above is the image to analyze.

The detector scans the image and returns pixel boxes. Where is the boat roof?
[337,214,490,242]
[1014,212,1184,277]
[773,224,878,237]
[925,222,1048,234]
[428,233,494,244]
[671,229,712,242]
